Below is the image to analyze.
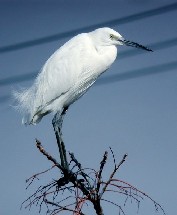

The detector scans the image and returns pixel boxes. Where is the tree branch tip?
[69,151,74,156]
[104,151,108,156]
[35,139,41,145]
[123,154,128,159]
[109,146,113,152]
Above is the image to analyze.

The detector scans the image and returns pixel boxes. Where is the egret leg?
[52,107,69,170]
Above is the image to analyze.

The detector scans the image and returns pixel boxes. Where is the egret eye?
[110,34,114,40]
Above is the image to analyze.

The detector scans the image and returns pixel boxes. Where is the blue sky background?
[0,0,177,214]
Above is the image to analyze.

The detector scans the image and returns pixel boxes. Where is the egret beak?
[119,38,153,52]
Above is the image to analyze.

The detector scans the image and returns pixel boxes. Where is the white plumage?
[14,27,151,125]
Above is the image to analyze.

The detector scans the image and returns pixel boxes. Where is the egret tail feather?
[13,87,36,125]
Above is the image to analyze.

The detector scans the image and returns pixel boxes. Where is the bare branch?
[101,199,125,215]
[22,127,165,215]
[96,151,108,193]
[36,139,64,172]
[100,153,128,197]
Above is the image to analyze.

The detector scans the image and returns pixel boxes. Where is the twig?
[26,165,55,189]
[69,152,91,188]
[109,147,116,169]
[96,151,108,193]
[23,128,165,215]
[100,153,128,197]
[36,139,90,197]
[101,199,125,215]
[36,139,64,172]
[45,199,86,215]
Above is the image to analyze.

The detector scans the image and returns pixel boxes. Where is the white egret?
[14,27,152,127]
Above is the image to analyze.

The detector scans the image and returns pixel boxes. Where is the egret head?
[90,27,152,51]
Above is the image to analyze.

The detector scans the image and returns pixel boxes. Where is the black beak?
[120,39,153,52]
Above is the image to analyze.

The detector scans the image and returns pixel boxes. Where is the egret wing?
[33,33,90,113]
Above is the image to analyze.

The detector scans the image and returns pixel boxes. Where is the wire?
[0,95,9,104]
[1,61,177,104]
[97,61,177,85]
[0,2,177,54]
[0,37,177,87]
[1,3,177,104]
[1,3,177,87]
[0,72,36,87]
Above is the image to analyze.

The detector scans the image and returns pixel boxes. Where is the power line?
[0,72,36,87]
[1,61,177,105]
[0,95,9,104]
[0,37,177,87]
[97,61,177,85]
[1,3,177,87]
[0,2,177,54]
